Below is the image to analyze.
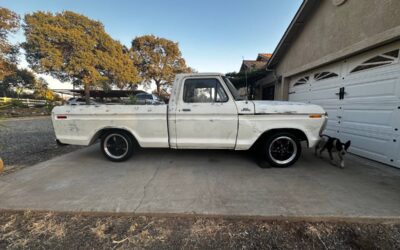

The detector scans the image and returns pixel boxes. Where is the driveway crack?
[133,164,162,213]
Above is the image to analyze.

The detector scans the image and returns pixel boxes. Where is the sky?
[1,0,302,89]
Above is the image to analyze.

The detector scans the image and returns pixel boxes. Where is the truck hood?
[251,101,325,115]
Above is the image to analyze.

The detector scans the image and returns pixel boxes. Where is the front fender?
[235,115,325,150]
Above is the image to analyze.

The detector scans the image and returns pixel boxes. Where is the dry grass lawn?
[0,210,399,249]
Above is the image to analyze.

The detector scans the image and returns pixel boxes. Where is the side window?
[183,78,229,103]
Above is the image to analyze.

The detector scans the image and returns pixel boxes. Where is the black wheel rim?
[268,136,297,165]
[104,134,129,159]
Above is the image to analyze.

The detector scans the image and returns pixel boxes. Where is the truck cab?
[168,73,243,149]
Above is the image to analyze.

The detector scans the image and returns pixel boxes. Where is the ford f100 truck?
[52,73,327,167]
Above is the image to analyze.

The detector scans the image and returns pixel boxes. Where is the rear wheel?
[101,131,134,162]
[258,132,301,168]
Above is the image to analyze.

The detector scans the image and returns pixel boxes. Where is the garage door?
[289,42,400,168]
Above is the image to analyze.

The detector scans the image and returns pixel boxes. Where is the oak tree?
[0,7,20,80]
[2,68,36,89]
[131,35,192,95]
[23,11,140,103]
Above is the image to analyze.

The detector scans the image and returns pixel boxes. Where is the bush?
[127,95,137,104]
[0,103,11,109]
[44,103,54,113]
[10,99,28,108]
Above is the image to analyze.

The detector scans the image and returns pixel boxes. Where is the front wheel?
[259,132,302,168]
[101,131,134,162]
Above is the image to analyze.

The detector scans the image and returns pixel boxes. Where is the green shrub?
[127,95,137,104]
[44,103,54,113]
[10,99,28,108]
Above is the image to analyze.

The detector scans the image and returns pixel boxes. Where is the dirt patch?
[0,210,399,249]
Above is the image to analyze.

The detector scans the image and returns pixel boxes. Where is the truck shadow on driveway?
[84,143,260,170]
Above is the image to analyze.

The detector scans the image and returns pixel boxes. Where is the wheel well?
[90,128,139,147]
[251,128,308,150]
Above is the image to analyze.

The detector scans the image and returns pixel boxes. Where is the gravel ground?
[0,116,82,172]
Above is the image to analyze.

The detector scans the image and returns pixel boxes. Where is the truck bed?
[52,105,169,147]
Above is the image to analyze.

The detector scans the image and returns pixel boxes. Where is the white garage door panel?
[289,42,400,168]
[340,107,395,138]
[310,88,340,105]
[311,80,343,105]
[340,131,390,164]
[346,78,398,101]
[340,106,395,164]
[341,107,394,127]
[288,91,309,102]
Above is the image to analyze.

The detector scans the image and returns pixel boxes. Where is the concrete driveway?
[1,145,399,217]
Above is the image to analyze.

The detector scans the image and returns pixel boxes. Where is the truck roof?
[176,72,224,77]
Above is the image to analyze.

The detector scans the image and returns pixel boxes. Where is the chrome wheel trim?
[268,136,298,165]
[103,133,129,160]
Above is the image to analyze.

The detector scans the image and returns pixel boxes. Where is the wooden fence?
[0,97,48,107]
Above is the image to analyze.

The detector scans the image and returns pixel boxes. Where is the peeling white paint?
[252,101,325,115]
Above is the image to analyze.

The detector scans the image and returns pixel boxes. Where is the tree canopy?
[23,11,141,102]
[0,68,36,97]
[3,68,36,88]
[131,35,192,95]
[33,77,58,101]
[0,7,20,80]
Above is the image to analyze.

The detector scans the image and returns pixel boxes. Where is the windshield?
[222,76,244,101]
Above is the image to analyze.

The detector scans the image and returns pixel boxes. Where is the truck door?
[175,77,238,149]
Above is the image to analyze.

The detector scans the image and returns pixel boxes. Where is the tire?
[258,132,302,168]
[100,131,134,162]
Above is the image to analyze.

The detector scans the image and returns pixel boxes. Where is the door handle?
[336,87,345,100]
[182,108,191,112]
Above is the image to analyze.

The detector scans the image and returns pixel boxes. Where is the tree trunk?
[156,81,161,96]
[84,84,90,104]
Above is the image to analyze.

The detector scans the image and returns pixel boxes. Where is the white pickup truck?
[52,73,327,167]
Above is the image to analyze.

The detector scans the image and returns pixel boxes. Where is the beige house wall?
[272,0,400,100]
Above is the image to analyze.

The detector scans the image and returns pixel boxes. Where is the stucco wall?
[275,0,400,76]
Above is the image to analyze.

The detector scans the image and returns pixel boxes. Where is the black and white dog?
[315,135,351,168]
